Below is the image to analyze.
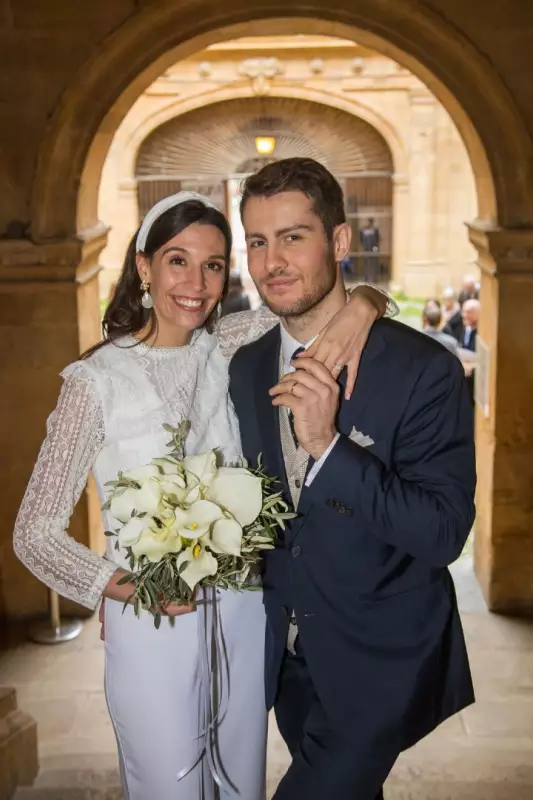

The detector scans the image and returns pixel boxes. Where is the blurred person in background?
[458,274,479,306]
[441,287,462,336]
[422,301,459,356]
[220,269,251,316]
[457,298,480,406]
[460,299,480,352]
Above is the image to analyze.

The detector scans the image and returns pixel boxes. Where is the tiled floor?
[2,556,533,799]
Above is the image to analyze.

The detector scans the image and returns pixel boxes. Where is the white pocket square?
[348,427,374,447]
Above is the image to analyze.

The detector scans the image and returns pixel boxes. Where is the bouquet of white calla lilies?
[103,421,295,627]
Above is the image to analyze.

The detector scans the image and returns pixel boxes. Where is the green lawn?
[391,291,425,330]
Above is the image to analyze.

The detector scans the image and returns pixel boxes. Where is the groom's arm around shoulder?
[310,332,476,568]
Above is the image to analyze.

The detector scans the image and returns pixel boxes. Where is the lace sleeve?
[350,282,400,318]
[13,365,117,610]
[215,285,398,359]
[216,306,279,359]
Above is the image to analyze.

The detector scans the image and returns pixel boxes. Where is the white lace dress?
[13,308,277,800]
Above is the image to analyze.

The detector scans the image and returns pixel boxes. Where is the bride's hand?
[301,285,387,400]
[102,569,195,632]
[159,600,196,617]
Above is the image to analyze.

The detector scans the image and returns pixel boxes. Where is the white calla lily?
[174,500,223,539]
[123,465,161,482]
[117,516,149,548]
[177,544,218,590]
[183,451,218,488]
[207,467,262,527]
[162,473,186,488]
[185,484,201,504]
[131,526,181,563]
[152,457,180,475]
[110,480,162,523]
[208,517,243,556]
[160,473,188,502]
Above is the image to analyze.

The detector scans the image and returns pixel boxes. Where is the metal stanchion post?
[30,588,83,644]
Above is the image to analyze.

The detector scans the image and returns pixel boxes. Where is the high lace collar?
[119,329,213,358]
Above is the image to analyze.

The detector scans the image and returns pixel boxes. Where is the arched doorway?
[12,5,533,618]
[134,97,394,287]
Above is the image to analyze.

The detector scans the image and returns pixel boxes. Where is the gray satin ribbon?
[176,587,237,795]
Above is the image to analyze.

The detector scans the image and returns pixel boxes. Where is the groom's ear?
[332,222,351,262]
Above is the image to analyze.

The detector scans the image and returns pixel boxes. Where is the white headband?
[135,190,218,252]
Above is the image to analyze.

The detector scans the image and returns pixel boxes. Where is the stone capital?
[0,223,109,284]
[392,173,409,190]
[467,221,533,276]
[118,178,138,195]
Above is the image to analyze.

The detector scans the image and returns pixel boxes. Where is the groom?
[229,158,476,799]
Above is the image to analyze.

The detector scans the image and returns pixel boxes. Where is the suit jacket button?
[291,545,302,558]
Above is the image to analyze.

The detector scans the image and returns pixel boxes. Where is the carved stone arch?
[134,97,394,178]
[29,5,533,239]
[119,85,408,182]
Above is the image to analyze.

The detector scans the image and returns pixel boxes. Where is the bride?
[14,191,392,800]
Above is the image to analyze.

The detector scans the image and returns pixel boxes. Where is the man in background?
[359,217,380,282]
[422,301,459,356]
[457,298,480,405]
[458,275,479,306]
[220,269,251,316]
[459,299,479,352]
[442,287,463,340]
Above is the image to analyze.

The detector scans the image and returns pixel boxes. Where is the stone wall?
[0,0,532,619]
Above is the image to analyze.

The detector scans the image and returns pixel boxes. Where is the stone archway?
[135,97,394,178]
[10,3,533,616]
[119,86,409,182]
[133,95,395,286]
[98,83,410,297]
[32,5,533,240]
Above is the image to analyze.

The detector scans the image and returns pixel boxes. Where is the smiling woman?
[84,192,232,358]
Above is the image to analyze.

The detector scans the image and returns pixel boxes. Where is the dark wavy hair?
[239,157,346,240]
[83,200,232,358]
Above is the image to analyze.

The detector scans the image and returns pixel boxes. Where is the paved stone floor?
[2,555,533,799]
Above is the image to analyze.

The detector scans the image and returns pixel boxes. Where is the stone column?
[403,89,439,297]
[390,174,409,291]
[99,178,139,298]
[468,223,533,613]
[0,227,107,620]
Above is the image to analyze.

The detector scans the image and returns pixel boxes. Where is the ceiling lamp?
[254,136,276,156]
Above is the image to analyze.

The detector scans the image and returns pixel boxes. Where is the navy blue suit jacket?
[229,317,476,751]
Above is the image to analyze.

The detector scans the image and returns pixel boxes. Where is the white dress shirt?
[279,324,340,487]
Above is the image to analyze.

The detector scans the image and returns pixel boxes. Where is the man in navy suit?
[229,158,476,799]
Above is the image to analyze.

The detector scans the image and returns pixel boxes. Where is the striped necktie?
[288,346,305,448]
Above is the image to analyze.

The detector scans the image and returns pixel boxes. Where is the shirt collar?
[280,324,317,373]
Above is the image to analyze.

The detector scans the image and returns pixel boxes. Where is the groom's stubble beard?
[256,245,338,320]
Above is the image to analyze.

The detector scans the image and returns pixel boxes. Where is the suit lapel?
[336,321,387,433]
[252,326,288,494]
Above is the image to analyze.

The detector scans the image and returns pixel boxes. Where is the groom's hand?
[270,358,340,460]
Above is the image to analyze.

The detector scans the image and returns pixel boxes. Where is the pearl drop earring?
[140,280,153,310]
